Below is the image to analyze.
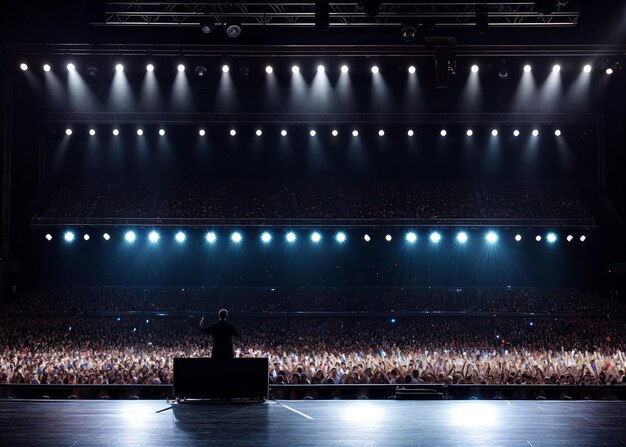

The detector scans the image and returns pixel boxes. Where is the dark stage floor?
[1,399,626,446]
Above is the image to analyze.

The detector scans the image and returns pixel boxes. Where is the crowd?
[41,178,591,221]
[0,316,624,386]
[1,285,625,386]
[4,287,622,316]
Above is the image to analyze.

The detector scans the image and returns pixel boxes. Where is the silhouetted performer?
[199,309,239,358]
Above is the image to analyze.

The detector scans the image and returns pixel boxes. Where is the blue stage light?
[64,231,75,242]
[430,232,442,243]
[547,232,557,243]
[148,231,160,244]
[261,232,272,243]
[231,232,242,243]
[390,318,396,324]
[406,232,417,244]
[457,232,468,244]
[336,232,347,243]
[175,231,186,243]
[286,232,297,243]
[486,231,498,244]
[205,232,217,244]
[311,232,322,243]
[125,231,137,243]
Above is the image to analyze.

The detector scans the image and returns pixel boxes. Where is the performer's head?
[218,309,228,320]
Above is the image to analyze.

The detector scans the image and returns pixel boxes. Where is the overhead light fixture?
[408,65,416,74]
[159,129,166,136]
[200,22,214,34]
[65,129,73,136]
[552,64,561,73]
[115,64,124,72]
[195,66,207,77]
[177,64,185,72]
[332,129,339,136]
[136,129,143,136]
[378,130,385,136]
[87,64,98,77]
[310,130,317,137]
[112,128,120,136]
[371,65,379,74]
[513,129,520,137]
[146,64,155,72]
[43,64,51,72]
[341,65,349,73]
[89,129,96,136]
[407,130,414,137]
[583,64,592,73]
[491,129,499,136]
[222,65,229,73]
[471,65,479,73]
[523,64,532,73]
[554,129,561,136]
[199,129,206,136]
[466,129,473,137]
[352,130,359,137]
[440,129,447,137]
[226,23,242,38]
[265,66,273,74]
[317,65,325,73]
[606,68,614,75]
[281,129,287,137]
[20,63,28,71]
[401,25,417,42]
[67,63,76,71]
[292,65,300,73]
[532,129,539,136]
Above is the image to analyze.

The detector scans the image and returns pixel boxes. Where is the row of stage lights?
[61,127,564,138]
[49,230,587,245]
[19,62,617,76]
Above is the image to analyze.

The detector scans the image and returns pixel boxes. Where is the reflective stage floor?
[1,399,625,446]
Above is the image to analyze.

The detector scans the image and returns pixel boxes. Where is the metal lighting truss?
[97,2,581,28]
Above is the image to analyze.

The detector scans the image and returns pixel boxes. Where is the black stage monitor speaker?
[174,358,269,400]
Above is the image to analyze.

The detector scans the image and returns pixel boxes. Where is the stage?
[1,399,625,446]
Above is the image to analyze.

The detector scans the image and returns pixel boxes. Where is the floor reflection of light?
[449,402,499,427]
[343,403,385,423]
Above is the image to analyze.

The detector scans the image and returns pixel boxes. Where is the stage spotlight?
[554,129,561,136]
[513,129,520,137]
[89,129,96,136]
[159,129,165,136]
[113,129,120,136]
[148,231,160,244]
[466,129,473,137]
[310,130,317,137]
[499,68,509,80]
[471,65,479,73]
[265,66,273,74]
[200,22,214,34]
[440,129,447,137]
[64,231,75,242]
[230,129,237,136]
[43,64,51,72]
[146,64,155,72]
[67,63,75,71]
[256,129,263,137]
[583,64,592,73]
[87,64,98,76]
[115,64,124,72]
[385,234,392,242]
[341,65,349,73]
[535,235,542,242]
[177,64,185,72]
[580,235,586,242]
[336,232,347,243]
[195,66,207,77]
[407,130,414,137]
[547,232,557,243]
[125,231,137,243]
[231,232,242,243]
[83,234,90,241]
[206,232,217,244]
[311,232,322,243]
[606,68,614,75]
[20,63,28,71]
[485,231,498,244]
[364,234,371,242]
[515,234,522,242]
[175,231,186,243]
[408,66,416,74]
[222,65,230,73]
[103,233,111,241]
[261,232,272,243]
[317,65,325,73]
[390,318,396,324]
[430,232,442,243]
[292,65,300,73]
[566,235,573,242]
[199,129,206,136]
[406,232,417,243]
[532,129,539,136]
[352,130,359,137]
[65,129,73,136]
[45,233,52,241]
[457,232,468,244]
[286,232,297,243]
[491,129,498,136]
[332,129,339,136]
[136,129,143,136]
[401,24,417,41]
[552,64,561,73]
[226,23,242,38]
[378,130,385,136]
[371,66,379,74]
[281,129,287,137]
[524,64,532,73]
